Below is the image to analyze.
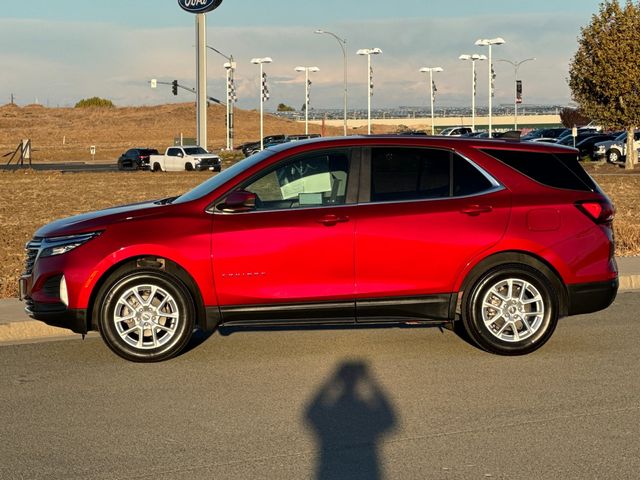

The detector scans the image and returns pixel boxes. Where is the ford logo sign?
[178,0,223,14]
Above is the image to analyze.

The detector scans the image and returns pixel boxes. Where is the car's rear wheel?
[97,269,195,362]
[462,264,558,355]
[152,162,161,172]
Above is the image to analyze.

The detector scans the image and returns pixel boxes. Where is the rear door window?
[369,147,496,202]
[482,149,598,192]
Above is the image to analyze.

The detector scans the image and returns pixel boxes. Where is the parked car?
[575,133,617,159]
[117,148,159,171]
[244,134,322,157]
[555,127,599,144]
[556,132,600,147]
[592,131,640,163]
[149,146,221,172]
[439,126,473,136]
[20,136,618,362]
[237,135,286,157]
[521,128,568,142]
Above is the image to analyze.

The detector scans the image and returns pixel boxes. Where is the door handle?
[318,214,350,226]
[461,205,493,216]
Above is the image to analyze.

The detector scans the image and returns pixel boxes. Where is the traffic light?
[172,80,178,96]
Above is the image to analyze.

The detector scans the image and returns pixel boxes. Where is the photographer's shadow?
[305,361,396,480]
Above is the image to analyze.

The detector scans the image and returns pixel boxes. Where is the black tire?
[152,162,161,172]
[97,269,195,362]
[461,264,558,356]
[117,160,125,171]
[607,149,622,163]
[185,163,194,171]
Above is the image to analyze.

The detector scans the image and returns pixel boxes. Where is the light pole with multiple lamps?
[315,29,348,136]
[474,37,505,138]
[419,67,443,135]
[458,54,487,132]
[295,66,320,134]
[497,57,536,130]
[250,57,273,150]
[206,45,236,150]
[356,48,382,135]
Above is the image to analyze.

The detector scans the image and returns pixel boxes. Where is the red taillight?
[576,200,615,224]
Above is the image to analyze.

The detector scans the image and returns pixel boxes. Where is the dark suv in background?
[118,148,159,171]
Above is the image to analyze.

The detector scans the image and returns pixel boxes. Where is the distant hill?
[0,103,345,162]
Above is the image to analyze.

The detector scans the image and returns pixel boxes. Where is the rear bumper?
[24,298,88,334]
[567,278,618,316]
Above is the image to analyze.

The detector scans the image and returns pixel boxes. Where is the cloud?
[0,12,587,109]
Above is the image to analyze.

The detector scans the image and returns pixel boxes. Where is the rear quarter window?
[481,149,598,192]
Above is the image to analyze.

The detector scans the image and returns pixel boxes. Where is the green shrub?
[75,97,115,108]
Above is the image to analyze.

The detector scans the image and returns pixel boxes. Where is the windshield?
[173,149,275,204]
[184,147,208,155]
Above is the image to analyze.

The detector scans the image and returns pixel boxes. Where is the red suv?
[20,137,618,361]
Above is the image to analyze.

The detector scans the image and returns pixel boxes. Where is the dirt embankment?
[0,102,353,163]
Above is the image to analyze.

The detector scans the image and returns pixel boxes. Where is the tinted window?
[167,148,181,157]
[184,147,208,155]
[453,155,493,196]
[242,150,350,210]
[482,149,598,192]
[370,148,494,202]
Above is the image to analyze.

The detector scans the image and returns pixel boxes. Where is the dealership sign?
[178,0,223,14]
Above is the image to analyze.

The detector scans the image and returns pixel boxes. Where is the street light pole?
[206,46,236,150]
[458,54,486,132]
[419,67,443,135]
[356,48,382,135]
[295,66,320,134]
[195,14,208,148]
[475,37,505,138]
[251,57,273,150]
[497,57,536,130]
[315,29,348,136]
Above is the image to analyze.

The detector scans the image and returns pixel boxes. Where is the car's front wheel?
[97,269,195,362]
[461,264,558,355]
[607,149,621,163]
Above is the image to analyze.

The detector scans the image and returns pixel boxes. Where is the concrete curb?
[619,275,640,291]
[1,275,639,345]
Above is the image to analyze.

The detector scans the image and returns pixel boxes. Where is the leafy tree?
[559,107,591,128]
[569,0,640,169]
[277,103,294,112]
[75,97,115,108]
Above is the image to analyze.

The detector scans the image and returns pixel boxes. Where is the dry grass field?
[1,168,639,299]
[0,103,357,163]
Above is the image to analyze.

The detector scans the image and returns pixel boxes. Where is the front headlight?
[40,232,102,257]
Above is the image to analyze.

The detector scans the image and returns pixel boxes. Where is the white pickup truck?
[149,146,222,172]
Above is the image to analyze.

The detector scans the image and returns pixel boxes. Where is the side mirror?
[177,152,184,158]
[220,190,257,213]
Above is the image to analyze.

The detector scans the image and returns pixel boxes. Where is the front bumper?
[567,278,618,316]
[24,297,88,334]
[196,160,221,171]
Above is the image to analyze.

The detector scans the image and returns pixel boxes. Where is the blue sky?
[1,0,604,109]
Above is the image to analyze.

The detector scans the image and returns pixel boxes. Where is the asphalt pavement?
[1,291,639,479]
[1,162,116,172]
